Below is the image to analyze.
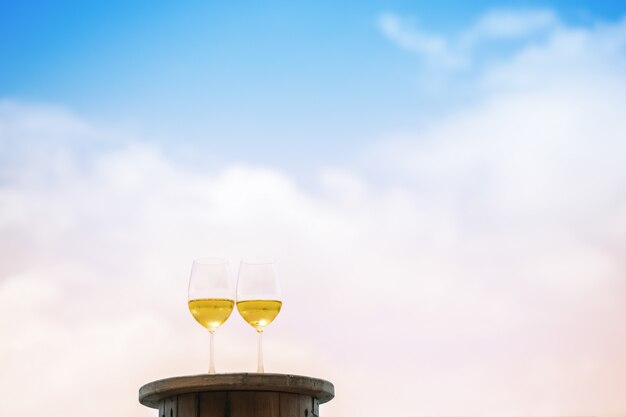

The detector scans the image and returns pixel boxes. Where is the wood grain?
[229,392,279,417]
[159,400,166,417]
[177,393,197,417]
[164,396,177,417]
[139,373,334,409]
[279,393,311,417]
[198,392,227,417]
[312,398,319,417]
[139,373,334,417]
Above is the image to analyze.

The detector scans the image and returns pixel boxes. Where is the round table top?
[139,373,335,408]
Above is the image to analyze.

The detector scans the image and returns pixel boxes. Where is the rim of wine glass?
[193,257,229,265]
[240,257,276,265]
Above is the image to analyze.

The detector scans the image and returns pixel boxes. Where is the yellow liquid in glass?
[236,300,282,331]
[188,298,234,332]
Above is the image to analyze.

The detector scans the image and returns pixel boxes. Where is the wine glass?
[236,258,282,373]
[188,258,234,374]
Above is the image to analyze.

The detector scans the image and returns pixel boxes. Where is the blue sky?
[2,1,625,171]
[2,3,626,417]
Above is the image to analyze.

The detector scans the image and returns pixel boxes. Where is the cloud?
[465,8,558,41]
[378,13,459,67]
[2,11,626,417]
[378,8,560,68]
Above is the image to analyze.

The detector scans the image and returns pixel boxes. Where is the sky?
[1,1,626,417]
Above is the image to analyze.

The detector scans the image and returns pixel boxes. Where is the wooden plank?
[177,393,198,417]
[279,393,311,417]
[164,396,178,417]
[229,391,279,417]
[198,391,227,417]
[159,400,166,417]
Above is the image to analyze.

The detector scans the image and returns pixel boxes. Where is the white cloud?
[378,13,460,67]
[378,8,560,68]
[2,11,626,417]
[466,8,558,41]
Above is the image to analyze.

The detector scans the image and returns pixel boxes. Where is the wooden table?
[139,373,334,417]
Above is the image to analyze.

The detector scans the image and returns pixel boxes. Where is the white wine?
[188,298,234,332]
[237,299,282,331]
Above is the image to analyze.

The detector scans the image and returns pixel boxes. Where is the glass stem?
[257,330,264,373]
[209,330,215,374]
